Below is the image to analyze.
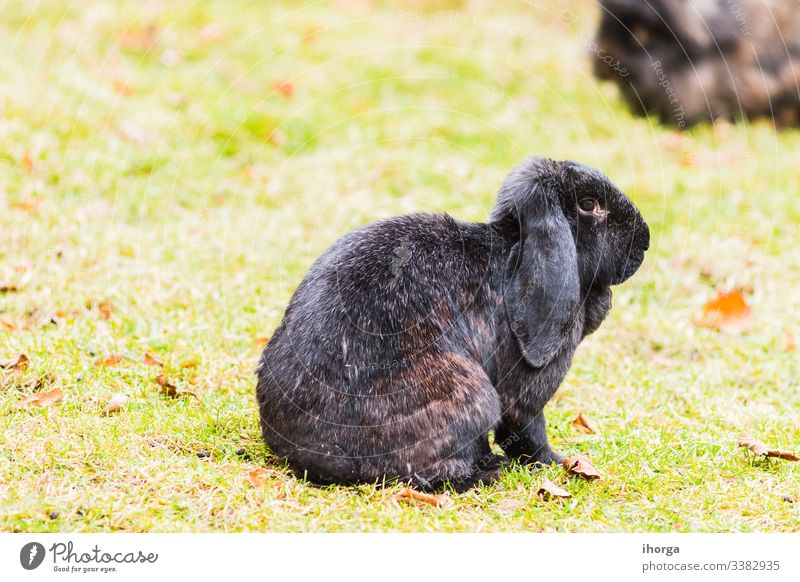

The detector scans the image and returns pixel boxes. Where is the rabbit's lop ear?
[492,158,579,369]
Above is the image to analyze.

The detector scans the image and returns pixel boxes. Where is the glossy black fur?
[594,0,800,126]
[256,157,649,491]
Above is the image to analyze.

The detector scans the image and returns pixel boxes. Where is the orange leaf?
[119,24,159,52]
[113,77,134,96]
[254,336,270,346]
[144,352,165,367]
[9,197,43,213]
[537,477,572,500]
[737,435,769,456]
[155,374,178,398]
[391,488,453,509]
[1,353,29,371]
[268,130,286,147]
[20,387,63,409]
[97,301,114,320]
[180,359,199,369]
[1,320,17,331]
[738,435,799,461]
[785,331,796,353]
[246,468,269,488]
[572,411,598,435]
[695,290,752,334]
[104,393,128,415]
[768,449,800,462]
[273,80,294,99]
[95,353,124,367]
[563,454,602,481]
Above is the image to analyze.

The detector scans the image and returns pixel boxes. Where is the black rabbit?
[256,157,649,491]
[593,0,800,126]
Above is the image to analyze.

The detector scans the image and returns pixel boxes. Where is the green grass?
[1,0,799,532]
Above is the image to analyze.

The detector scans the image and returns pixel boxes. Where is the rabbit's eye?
[578,198,597,213]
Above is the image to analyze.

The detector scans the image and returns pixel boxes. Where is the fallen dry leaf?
[563,454,602,481]
[273,80,294,98]
[737,435,799,461]
[95,353,124,367]
[572,411,598,435]
[180,359,199,369]
[19,387,63,409]
[1,320,18,331]
[1,353,29,371]
[144,352,165,367]
[113,77,134,97]
[768,450,800,462]
[537,477,572,500]
[695,290,752,334]
[737,435,769,456]
[246,468,269,488]
[97,301,114,320]
[119,24,159,52]
[104,393,128,415]
[9,197,43,213]
[392,488,453,509]
[785,330,796,353]
[155,374,178,398]
[254,336,270,346]
[21,151,36,173]
[0,283,20,293]
[268,130,286,147]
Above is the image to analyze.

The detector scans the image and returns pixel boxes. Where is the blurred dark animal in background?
[593,0,800,126]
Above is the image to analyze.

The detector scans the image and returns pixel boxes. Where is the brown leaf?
[572,411,598,435]
[20,387,63,409]
[119,24,159,52]
[95,353,124,367]
[694,290,752,334]
[537,477,572,500]
[246,468,269,488]
[768,450,800,462]
[737,435,769,456]
[785,330,796,353]
[9,197,43,213]
[273,80,294,99]
[21,151,36,173]
[736,435,799,460]
[392,487,453,509]
[144,352,165,367]
[563,454,602,481]
[180,359,199,369]
[155,374,178,398]
[268,130,286,147]
[0,283,20,293]
[113,77,134,97]
[104,393,128,415]
[97,301,114,320]
[1,320,18,331]
[1,353,29,371]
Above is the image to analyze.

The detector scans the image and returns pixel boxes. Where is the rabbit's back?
[256,213,508,485]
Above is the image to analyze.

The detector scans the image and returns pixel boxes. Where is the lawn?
[1,0,799,532]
